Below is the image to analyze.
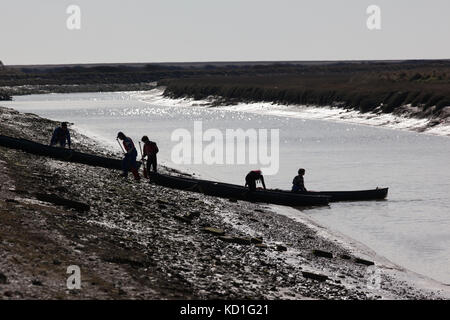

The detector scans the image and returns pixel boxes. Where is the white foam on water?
[136,88,449,137]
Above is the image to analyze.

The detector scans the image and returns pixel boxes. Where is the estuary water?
[5,90,450,284]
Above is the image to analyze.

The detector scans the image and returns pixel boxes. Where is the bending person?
[117,132,140,181]
[245,170,266,192]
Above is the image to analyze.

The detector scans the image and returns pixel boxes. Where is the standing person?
[245,170,266,192]
[50,122,71,148]
[141,136,159,175]
[292,168,307,192]
[117,132,140,181]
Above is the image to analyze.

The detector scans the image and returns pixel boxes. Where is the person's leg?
[249,180,256,192]
[130,153,140,180]
[122,154,131,176]
[146,157,152,176]
[151,154,157,173]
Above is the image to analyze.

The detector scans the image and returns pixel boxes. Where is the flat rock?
[35,193,90,212]
[302,271,329,282]
[202,227,225,236]
[255,243,268,249]
[354,258,375,266]
[313,249,333,259]
[186,211,200,219]
[174,216,192,224]
[250,237,263,244]
[218,236,252,245]
[0,272,7,284]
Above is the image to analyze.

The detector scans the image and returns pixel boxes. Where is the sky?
[1,0,450,65]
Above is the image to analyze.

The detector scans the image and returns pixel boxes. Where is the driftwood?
[35,193,90,212]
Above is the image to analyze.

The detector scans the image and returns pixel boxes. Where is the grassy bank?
[160,60,450,121]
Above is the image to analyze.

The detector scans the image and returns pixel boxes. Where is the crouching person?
[50,122,71,148]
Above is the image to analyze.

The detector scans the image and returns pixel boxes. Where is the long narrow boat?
[149,172,388,202]
[0,134,387,204]
[149,172,330,207]
[293,189,388,201]
[202,181,331,206]
[0,135,122,169]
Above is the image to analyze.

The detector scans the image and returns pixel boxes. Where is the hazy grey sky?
[1,0,450,65]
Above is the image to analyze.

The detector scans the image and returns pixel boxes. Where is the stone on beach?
[302,271,329,282]
[313,249,333,259]
[202,227,225,236]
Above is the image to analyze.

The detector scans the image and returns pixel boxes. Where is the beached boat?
[0,94,12,101]
[0,135,387,205]
[149,172,388,202]
[293,189,388,201]
[149,172,330,207]
[0,135,122,169]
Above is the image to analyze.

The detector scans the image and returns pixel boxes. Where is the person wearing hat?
[245,170,266,192]
[292,168,307,192]
[50,122,71,148]
[141,136,159,175]
[117,132,140,181]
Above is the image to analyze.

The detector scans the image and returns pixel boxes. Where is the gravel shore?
[0,106,447,300]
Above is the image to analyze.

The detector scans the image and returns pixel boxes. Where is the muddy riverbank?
[0,106,447,299]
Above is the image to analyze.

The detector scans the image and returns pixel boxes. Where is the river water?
[5,90,450,284]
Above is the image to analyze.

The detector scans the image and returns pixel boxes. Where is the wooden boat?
[293,189,388,201]
[0,94,12,101]
[0,135,122,169]
[149,172,330,207]
[149,172,388,203]
[0,134,387,205]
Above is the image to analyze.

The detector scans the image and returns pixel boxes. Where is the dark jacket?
[50,127,71,147]
[292,175,306,192]
[245,170,266,190]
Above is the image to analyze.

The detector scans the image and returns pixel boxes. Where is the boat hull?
[0,135,122,169]
[150,173,388,203]
[149,172,329,207]
[0,135,387,205]
[295,189,388,201]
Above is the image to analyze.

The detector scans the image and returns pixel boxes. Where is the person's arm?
[50,128,57,146]
[261,175,266,190]
[124,140,133,154]
[141,144,146,160]
[300,177,307,191]
[67,130,71,149]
